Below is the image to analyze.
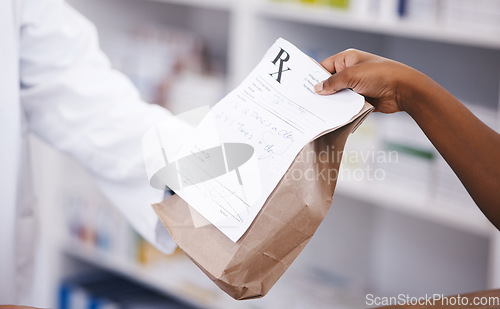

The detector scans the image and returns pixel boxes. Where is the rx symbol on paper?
[270,48,291,83]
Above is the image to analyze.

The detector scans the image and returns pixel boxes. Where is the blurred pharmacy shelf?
[61,240,366,309]
[256,2,500,51]
[336,180,496,237]
[150,0,232,11]
[61,242,227,309]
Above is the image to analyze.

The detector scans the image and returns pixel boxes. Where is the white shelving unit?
[257,2,500,50]
[32,0,500,307]
[336,181,495,237]
[61,243,224,309]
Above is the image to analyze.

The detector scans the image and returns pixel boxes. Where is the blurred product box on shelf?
[372,113,436,203]
[402,0,440,23]
[103,25,226,114]
[339,113,380,185]
[166,70,226,114]
[62,189,176,266]
[442,0,500,35]
[271,0,350,10]
[59,272,194,309]
[363,0,441,22]
[350,0,381,18]
[361,0,441,21]
[259,265,365,308]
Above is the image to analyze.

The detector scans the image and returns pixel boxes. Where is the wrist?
[395,65,439,117]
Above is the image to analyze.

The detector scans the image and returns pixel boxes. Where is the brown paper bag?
[153,102,373,300]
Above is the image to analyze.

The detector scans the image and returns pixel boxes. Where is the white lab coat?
[0,0,176,303]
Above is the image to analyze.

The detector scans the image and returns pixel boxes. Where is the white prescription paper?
[147,38,364,242]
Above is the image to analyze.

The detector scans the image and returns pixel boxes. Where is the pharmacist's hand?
[314,49,423,114]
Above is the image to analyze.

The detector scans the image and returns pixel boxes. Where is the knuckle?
[344,48,360,57]
[342,49,362,67]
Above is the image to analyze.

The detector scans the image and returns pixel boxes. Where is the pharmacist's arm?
[315,49,500,230]
[19,0,175,252]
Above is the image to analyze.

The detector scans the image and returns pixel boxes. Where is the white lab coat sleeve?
[19,0,176,253]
